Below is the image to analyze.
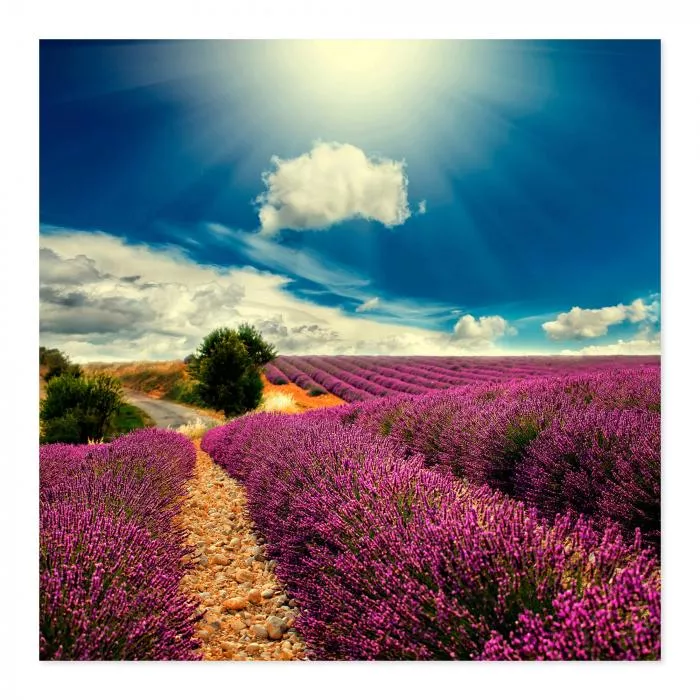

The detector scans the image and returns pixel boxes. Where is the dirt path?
[177,443,306,661]
[124,390,220,429]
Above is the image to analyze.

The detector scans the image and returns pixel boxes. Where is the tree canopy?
[187,325,276,418]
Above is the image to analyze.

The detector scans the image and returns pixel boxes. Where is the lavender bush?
[39,428,200,660]
[40,503,201,660]
[340,368,661,546]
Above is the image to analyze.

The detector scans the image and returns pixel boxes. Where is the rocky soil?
[177,442,306,661]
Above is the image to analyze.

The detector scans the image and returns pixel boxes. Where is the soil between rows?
[177,442,306,661]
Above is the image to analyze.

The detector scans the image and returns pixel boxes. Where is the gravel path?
[124,390,219,429]
[177,442,306,661]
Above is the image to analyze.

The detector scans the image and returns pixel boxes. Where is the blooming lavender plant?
[39,428,200,660]
[40,503,201,660]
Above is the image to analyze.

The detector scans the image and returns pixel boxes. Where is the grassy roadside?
[83,360,197,401]
[107,402,155,437]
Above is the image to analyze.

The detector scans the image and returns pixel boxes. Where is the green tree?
[40,373,123,444]
[236,323,277,367]
[188,325,274,418]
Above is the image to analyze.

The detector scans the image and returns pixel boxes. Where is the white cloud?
[40,231,517,361]
[356,297,380,313]
[542,298,656,340]
[561,333,661,356]
[452,314,514,350]
[417,200,427,215]
[256,142,410,235]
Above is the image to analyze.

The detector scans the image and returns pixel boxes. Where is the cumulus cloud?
[452,314,514,350]
[256,142,410,235]
[417,200,427,215]
[542,298,656,340]
[356,297,380,313]
[40,231,517,361]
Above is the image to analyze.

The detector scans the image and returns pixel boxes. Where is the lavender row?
[321,356,452,393]
[39,429,201,660]
[202,412,660,660]
[272,357,327,395]
[279,356,376,402]
[338,368,661,548]
[267,355,659,402]
[262,363,289,385]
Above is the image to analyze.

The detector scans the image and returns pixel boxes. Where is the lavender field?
[264,355,660,403]
[40,358,661,660]
[206,360,661,660]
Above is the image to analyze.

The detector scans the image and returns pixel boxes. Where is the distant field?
[263,355,661,403]
[83,360,197,401]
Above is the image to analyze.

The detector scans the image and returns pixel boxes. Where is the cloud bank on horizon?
[39,228,660,362]
[39,231,517,361]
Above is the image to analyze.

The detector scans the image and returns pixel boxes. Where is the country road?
[124,391,220,429]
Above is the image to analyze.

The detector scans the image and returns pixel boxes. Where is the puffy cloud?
[542,298,656,340]
[256,142,410,235]
[417,200,427,215]
[452,314,514,350]
[40,231,517,361]
[40,247,104,285]
[356,297,380,313]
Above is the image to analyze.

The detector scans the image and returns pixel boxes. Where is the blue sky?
[39,39,660,360]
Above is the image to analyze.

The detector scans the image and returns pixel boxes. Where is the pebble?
[222,597,248,611]
[247,589,262,604]
[210,553,230,566]
[261,589,275,599]
[265,616,287,640]
[197,625,215,641]
[230,617,248,633]
[250,624,269,640]
[235,568,255,583]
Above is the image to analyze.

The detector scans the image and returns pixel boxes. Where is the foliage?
[188,325,275,418]
[40,346,82,381]
[40,373,123,444]
[236,322,277,366]
[107,403,155,436]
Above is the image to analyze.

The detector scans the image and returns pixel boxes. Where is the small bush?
[40,373,123,444]
[40,346,82,381]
